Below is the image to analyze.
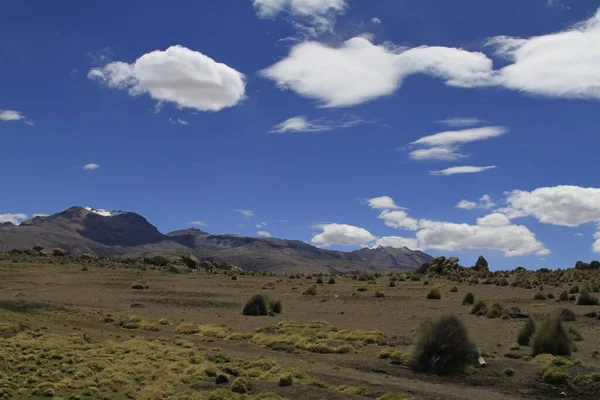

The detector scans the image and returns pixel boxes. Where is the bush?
[470,300,487,316]
[316,277,324,284]
[532,313,572,356]
[375,291,385,298]
[485,302,504,319]
[278,374,293,387]
[542,366,570,385]
[231,377,249,394]
[426,288,442,300]
[547,293,555,299]
[577,288,599,305]
[517,317,536,346]
[450,286,458,292]
[533,288,546,300]
[303,285,317,296]
[270,300,282,314]
[559,290,569,301]
[389,280,396,287]
[410,315,477,375]
[504,367,515,377]
[462,292,475,305]
[560,308,576,322]
[231,275,238,281]
[569,285,579,294]
[327,277,336,284]
[242,294,270,316]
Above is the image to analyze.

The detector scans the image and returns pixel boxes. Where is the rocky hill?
[0,206,433,273]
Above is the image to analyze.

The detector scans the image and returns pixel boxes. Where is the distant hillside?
[0,206,433,273]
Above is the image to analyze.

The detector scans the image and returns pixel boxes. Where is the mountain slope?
[0,206,433,273]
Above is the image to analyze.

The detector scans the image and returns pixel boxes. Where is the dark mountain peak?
[167,227,209,236]
[351,245,433,269]
[1,221,14,227]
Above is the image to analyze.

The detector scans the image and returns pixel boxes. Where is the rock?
[181,254,200,269]
[473,255,489,272]
[166,264,192,274]
[143,255,169,266]
[417,256,463,274]
[9,249,23,254]
[36,247,54,256]
[504,352,521,359]
[52,248,68,256]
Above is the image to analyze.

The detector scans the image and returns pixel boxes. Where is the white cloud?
[252,0,348,33]
[476,213,511,227]
[188,221,208,227]
[268,114,367,133]
[0,213,27,225]
[367,196,401,210]
[88,45,246,112]
[261,36,492,108]
[430,165,496,176]
[311,223,376,246]
[256,222,267,228]
[408,146,465,161]
[83,163,100,171]
[257,230,272,237]
[417,219,549,257]
[482,9,600,100]
[0,110,33,125]
[411,126,508,147]
[505,185,600,227]
[170,118,189,125]
[371,17,382,24]
[375,236,419,250]
[456,200,477,210]
[378,210,419,231]
[436,117,484,128]
[33,214,48,218]
[575,232,584,237]
[593,232,600,253]
[234,209,254,218]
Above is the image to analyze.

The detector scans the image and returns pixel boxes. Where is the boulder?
[181,254,200,269]
[472,255,489,272]
[166,264,192,274]
[9,249,23,254]
[143,255,169,266]
[35,247,54,256]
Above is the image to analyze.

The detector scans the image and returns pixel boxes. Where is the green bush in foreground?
[532,313,572,357]
[411,315,477,375]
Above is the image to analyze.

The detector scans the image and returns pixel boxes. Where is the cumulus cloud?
[430,165,496,176]
[378,210,419,231]
[261,36,492,108]
[375,236,419,250]
[456,200,477,210]
[371,17,382,24]
[311,223,376,246]
[83,163,100,171]
[408,146,465,161]
[367,196,401,210]
[269,114,367,133]
[0,213,27,225]
[504,185,600,227]
[436,117,484,128]
[188,221,208,227]
[257,230,272,237]
[476,213,511,227]
[456,194,496,210]
[256,222,267,228]
[0,110,33,125]
[169,118,189,125]
[417,219,549,257]
[593,232,600,253]
[574,232,584,237]
[88,45,246,112]
[252,0,348,33]
[234,209,254,218]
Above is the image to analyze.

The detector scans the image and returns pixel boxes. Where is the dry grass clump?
[577,288,599,305]
[174,323,200,334]
[517,317,536,346]
[470,300,487,316]
[426,288,442,300]
[485,302,504,319]
[242,294,282,316]
[410,315,476,375]
[533,288,546,300]
[531,313,572,356]
[462,292,474,305]
[262,281,276,290]
[131,280,150,290]
[560,308,576,321]
[328,277,336,284]
[559,290,569,301]
[302,285,317,296]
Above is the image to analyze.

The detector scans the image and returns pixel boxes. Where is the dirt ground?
[1,254,599,400]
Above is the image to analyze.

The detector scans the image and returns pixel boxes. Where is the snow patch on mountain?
[84,207,126,217]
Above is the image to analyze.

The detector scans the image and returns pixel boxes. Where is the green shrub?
[532,313,572,356]
[470,300,487,316]
[375,291,385,298]
[316,277,324,284]
[517,317,536,346]
[231,377,249,394]
[577,288,599,305]
[410,315,476,375]
[462,292,474,305]
[426,288,442,300]
[542,366,570,385]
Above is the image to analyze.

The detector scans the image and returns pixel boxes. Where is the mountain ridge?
[0,206,433,273]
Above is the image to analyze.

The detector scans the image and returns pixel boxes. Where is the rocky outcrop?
[472,256,490,272]
[181,254,200,269]
[143,255,169,266]
[417,256,462,274]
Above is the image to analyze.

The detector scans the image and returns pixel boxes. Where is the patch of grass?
[158,318,170,325]
[378,349,411,365]
[327,277,336,284]
[376,394,415,400]
[532,313,572,356]
[243,294,279,316]
[559,290,569,301]
[518,317,536,346]
[231,377,249,394]
[573,373,600,387]
[542,366,570,385]
[410,315,477,375]
[375,291,385,298]
[509,343,521,351]
[174,323,200,334]
[426,288,442,300]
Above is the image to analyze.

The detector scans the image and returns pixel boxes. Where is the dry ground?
[0,254,599,399]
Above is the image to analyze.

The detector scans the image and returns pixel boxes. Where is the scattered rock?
[166,264,192,274]
[181,254,200,269]
[52,248,68,256]
[143,255,169,266]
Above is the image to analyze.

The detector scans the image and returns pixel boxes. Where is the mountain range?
[0,206,433,273]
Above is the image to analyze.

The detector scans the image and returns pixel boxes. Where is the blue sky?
[2,0,600,270]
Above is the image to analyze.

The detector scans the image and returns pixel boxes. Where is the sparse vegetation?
[462,292,475,305]
[532,313,572,356]
[410,315,477,375]
[518,317,536,346]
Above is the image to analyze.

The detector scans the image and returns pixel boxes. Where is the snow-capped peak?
[367,244,385,251]
[84,207,126,217]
